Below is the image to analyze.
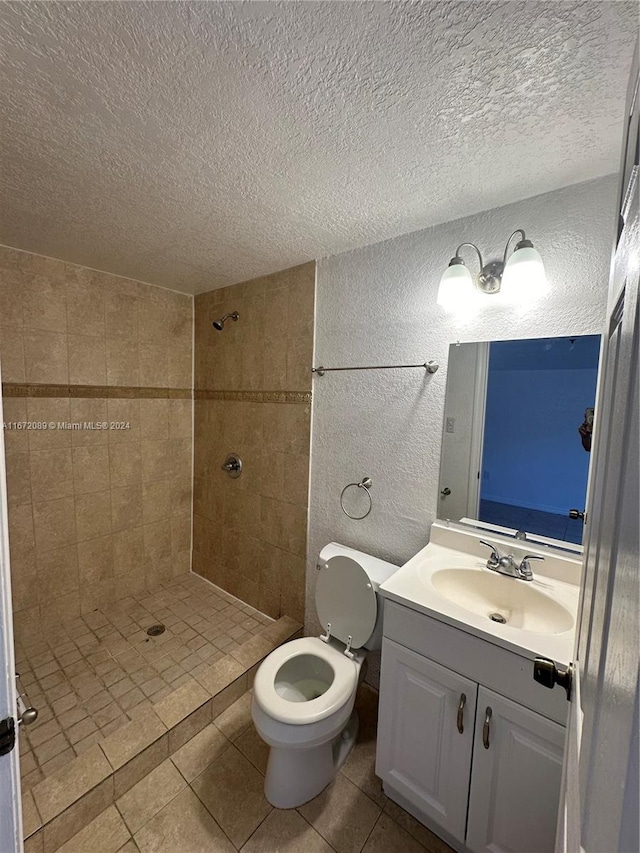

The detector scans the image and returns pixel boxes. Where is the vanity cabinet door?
[466,686,564,853]
[376,639,477,842]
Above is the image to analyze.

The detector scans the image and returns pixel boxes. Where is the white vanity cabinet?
[376,639,477,840]
[376,601,567,853]
[466,687,564,853]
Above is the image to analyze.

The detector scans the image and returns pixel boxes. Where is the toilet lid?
[315,555,378,649]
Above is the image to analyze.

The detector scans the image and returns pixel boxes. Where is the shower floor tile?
[15,572,271,792]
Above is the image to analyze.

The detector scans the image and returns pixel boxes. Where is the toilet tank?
[317,542,399,651]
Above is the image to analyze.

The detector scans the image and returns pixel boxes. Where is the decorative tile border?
[194,389,312,404]
[2,384,312,404]
[2,383,192,399]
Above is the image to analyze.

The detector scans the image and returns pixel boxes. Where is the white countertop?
[380,522,581,665]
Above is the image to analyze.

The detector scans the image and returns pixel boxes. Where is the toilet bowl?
[251,543,398,808]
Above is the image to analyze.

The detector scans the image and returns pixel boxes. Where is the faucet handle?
[519,554,544,579]
[479,540,500,567]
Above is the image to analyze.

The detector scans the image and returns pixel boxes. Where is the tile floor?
[15,573,272,792]
[51,685,456,853]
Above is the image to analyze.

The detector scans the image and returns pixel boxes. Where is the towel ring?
[340,477,373,520]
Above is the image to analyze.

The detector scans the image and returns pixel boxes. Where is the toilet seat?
[316,555,378,648]
[253,637,359,725]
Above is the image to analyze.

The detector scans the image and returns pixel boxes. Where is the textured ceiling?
[0,1,637,294]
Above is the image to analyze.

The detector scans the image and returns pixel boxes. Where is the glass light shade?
[501,246,548,302]
[437,262,474,311]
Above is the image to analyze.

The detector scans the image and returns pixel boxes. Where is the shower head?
[212,311,239,331]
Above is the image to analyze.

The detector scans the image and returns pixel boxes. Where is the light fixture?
[436,260,474,311]
[437,229,547,310]
[501,238,548,302]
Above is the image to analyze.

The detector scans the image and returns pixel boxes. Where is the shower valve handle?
[221,453,243,478]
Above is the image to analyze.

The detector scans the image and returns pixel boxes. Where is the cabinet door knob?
[482,706,492,749]
[456,693,466,734]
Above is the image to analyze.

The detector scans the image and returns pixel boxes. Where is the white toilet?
[251,542,398,808]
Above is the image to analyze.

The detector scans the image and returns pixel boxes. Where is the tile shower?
[192,262,315,622]
[0,245,194,786]
[0,246,193,632]
[0,245,314,847]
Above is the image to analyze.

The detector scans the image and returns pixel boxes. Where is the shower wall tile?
[168,345,192,389]
[192,262,315,622]
[6,504,35,559]
[139,399,170,440]
[0,245,194,621]
[106,291,138,342]
[0,246,193,389]
[75,491,112,542]
[0,267,25,327]
[194,262,315,395]
[33,498,77,552]
[23,330,69,384]
[139,343,169,387]
[67,335,107,385]
[23,274,68,333]
[27,399,71,450]
[111,486,143,532]
[113,527,145,576]
[69,399,108,447]
[6,452,32,506]
[29,449,74,501]
[66,275,106,338]
[11,557,38,611]
[0,327,26,382]
[106,339,140,386]
[72,446,111,494]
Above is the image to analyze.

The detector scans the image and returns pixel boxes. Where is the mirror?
[438,335,601,547]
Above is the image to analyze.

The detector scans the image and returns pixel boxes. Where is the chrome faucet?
[479,541,544,582]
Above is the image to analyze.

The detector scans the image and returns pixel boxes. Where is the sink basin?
[429,568,574,635]
[379,526,581,661]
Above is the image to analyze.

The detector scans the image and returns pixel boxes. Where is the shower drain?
[146,623,166,636]
[489,612,507,624]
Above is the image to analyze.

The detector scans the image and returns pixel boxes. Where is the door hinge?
[533,657,573,701]
[0,717,16,756]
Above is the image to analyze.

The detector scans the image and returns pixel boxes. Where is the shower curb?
[24,615,302,853]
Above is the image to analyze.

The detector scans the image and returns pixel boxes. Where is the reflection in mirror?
[438,335,601,546]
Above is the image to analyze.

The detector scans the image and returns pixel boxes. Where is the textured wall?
[0,2,636,292]
[307,176,617,641]
[0,246,193,635]
[192,263,315,621]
